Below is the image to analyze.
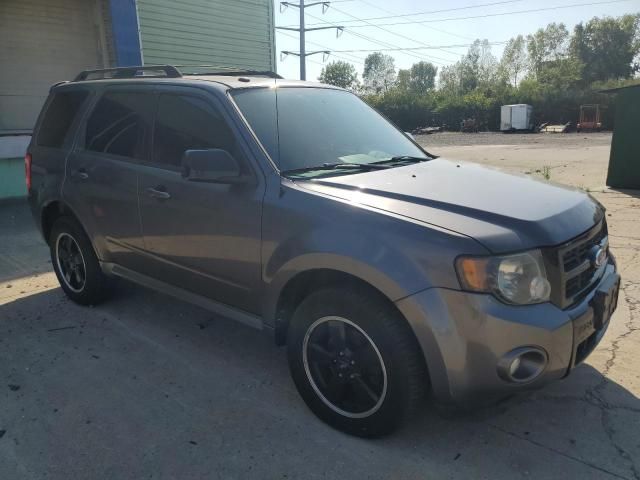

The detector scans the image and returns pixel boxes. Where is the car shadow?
[1,282,638,479]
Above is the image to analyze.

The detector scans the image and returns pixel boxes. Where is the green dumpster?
[602,84,640,189]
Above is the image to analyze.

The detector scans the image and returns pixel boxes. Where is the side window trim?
[79,86,157,164]
[147,89,238,172]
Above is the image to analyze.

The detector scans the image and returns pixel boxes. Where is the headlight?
[455,250,551,305]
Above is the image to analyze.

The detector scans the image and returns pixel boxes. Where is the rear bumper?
[395,262,618,406]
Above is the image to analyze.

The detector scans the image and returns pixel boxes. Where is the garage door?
[0,0,111,132]
[137,0,275,71]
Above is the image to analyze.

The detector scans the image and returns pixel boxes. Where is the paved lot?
[1,133,639,479]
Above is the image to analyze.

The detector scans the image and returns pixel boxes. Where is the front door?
[137,89,264,313]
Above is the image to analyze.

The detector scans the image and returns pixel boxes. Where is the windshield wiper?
[373,155,432,165]
[281,162,390,177]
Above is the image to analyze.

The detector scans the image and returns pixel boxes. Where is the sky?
[274,0,640,81]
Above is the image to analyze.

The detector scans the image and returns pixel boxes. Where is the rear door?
[63,86,155,270]
[137,87,264,313]
[28,88,90,215]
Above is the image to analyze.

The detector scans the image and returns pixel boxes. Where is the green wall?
[0,158,26,200]
[137,0,276,71]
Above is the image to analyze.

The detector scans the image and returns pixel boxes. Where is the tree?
[396,69,411,91]
[537,57,583,89]
[362,52,396,94]
[499,35,527,86]
[570,15,640,83]
[527,23,570,78]
[476,39,499,88]
[408,61,437,94]
[437,63,463,95]
[438,40,498,95]
[318,61,358,89]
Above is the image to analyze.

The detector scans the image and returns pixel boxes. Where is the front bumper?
[395,262,618,406]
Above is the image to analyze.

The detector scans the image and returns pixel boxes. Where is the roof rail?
[183,70,282,79]
[174,64,282,79]
[73,65,181,82]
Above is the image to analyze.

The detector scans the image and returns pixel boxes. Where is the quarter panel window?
[152,94,236,168]
[85,92,153,160]
[37,91,88,148]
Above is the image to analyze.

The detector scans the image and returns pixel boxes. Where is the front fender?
[263,252,409,325]
[260,182,488,325]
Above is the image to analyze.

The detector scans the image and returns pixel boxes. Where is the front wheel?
[287,287,427,437]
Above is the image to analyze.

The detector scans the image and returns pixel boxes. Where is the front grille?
[565,268,597,298]
[545,220,608,309]
[562,223,607,273]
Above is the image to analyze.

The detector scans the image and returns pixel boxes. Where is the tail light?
[25,152,32,191]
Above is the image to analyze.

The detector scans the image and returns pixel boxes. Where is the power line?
[328,4,460,62]
[317,0,635,28]
[354,0,477,42]
[303,10,448,65]
[331,42,508,53]
[296,0,528,27]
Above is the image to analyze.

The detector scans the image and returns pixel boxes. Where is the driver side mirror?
[181,149,250,184]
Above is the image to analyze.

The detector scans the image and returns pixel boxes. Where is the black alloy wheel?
[303,316,387,418]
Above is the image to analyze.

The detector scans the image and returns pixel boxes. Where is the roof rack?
[72,64,282,82]
[183,70,282,79]
[73,65,181,82]
[174,64,282,79]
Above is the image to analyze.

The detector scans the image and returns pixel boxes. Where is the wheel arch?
[41,201,103,266]
[41,200,85,244]
[271,268,426,364]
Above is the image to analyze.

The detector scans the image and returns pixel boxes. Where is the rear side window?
[152,94,236,168]
[37,91,88,147]
[85,92,154,160]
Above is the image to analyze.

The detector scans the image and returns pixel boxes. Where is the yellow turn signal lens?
[456,257,490,291]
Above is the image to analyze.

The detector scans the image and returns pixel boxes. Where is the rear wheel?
[50,216,111,305]
[287,287,427,437]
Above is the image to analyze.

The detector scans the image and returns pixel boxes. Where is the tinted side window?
[37,91,88,147]
[86,92,153,160]
[152,94,235,168]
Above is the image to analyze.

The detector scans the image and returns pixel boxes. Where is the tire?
[50,216,111,305]
[287,287,427,437]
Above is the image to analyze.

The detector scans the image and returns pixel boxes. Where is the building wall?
[137,0,276,71]
[0,0,114,133]
[0,0,276,199]
[0,0,115,200]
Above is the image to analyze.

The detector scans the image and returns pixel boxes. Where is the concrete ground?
[1,132,639,479]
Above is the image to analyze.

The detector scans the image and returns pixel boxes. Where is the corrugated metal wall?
[137,0,275,71]
[0,0,113,132]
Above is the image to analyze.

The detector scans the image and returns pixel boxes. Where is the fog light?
[497,347,548,383]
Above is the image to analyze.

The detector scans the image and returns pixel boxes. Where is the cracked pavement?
[1,132,638,479]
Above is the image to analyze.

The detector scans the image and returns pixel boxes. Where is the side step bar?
[101,262,263,331]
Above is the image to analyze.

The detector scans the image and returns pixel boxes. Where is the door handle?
[73,168,89,180]
[145,187,171,200]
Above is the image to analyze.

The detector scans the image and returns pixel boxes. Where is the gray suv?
[27,65,620,437]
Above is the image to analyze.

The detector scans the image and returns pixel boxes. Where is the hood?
[297,158,604,253]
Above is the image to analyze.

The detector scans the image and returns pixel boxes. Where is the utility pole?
[277,2,343,80]
[299,2,306,80]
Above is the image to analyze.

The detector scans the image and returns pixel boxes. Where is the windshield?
[231,87,428,176]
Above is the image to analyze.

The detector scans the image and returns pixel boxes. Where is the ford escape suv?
[27,65,620,437]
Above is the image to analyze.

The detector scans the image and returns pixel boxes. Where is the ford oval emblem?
[592,246,607,268]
